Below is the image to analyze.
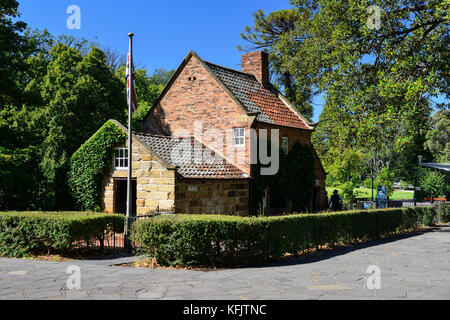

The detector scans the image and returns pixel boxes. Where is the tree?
[240,9,314,118]
[39,44,127,207]
[0,0,28,107]
[425,110,450,162]
[420,169,445,201]
[374,167,395,198]
[115,66,173,130]
[326,149,366,202]
[263,0,449,184]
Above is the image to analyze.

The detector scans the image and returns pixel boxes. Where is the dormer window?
[114,148,129,170]
[233,128,245,147]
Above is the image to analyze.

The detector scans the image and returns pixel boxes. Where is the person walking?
[329,189,343,211]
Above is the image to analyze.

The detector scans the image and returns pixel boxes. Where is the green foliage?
[399,180,409,190]
[240,9,313,118]
[245,0,448,184]
[68,120,126,211]
[0,211,124,257]
[0,0,27,106]
[419,169,445,200]
[374,167,395,198]
[253,142,315,212]
[339,180,359,203]
[438,203,450,223]
[425,110,450,162]
[326,149,365,203]
[131,207,434,267]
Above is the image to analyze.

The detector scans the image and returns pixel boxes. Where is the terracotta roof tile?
[203,61,310,129]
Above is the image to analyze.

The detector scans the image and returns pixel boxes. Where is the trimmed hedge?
[0,212,124,257]
[131,207,436,267]
[437,203,450,223]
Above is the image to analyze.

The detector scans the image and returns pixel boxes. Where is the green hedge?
[437,203,450,223]
[131,207,435,267]
[0,212,124,257]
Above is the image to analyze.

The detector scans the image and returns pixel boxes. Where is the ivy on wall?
[253,142,315,213]
[68,120,126,211]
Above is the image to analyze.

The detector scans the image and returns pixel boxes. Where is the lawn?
[326,187,414,201]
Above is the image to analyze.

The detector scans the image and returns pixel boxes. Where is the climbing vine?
[253,141,315,213]
[68,120,126,211]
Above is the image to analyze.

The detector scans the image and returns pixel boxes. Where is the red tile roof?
[203,60,312,130]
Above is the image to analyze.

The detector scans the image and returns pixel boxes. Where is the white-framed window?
[114,148,129,170]
[233,128,245,147]
[281,137,289,154]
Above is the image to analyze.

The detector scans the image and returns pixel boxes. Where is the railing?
[71,207,176,253]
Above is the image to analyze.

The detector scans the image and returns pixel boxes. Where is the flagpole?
[125,32,134,249]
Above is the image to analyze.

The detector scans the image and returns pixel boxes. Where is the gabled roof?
[203,61,314,129]
[145,51,315,130]
[134,132,247,179]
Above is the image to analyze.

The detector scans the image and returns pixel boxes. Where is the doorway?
[113,178,137,215]
[312,187,320,212]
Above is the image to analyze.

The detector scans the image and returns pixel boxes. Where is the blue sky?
[17,1,445,122]
[17,0,326,122]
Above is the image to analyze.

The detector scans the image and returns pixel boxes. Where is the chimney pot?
[241,51,269,87]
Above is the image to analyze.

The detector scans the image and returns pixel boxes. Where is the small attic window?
[114,148,129,170]
[233,128,245,147]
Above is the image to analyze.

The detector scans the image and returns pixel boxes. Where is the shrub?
[437,203,450,223]
[420,169,445,200]
[0,211,124,257]
[131,207,433,267]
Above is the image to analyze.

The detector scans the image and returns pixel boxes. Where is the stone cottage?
[100,50,327,216]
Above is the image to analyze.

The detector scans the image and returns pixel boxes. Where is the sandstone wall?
[174,179,249,216]
[101,139,176,215]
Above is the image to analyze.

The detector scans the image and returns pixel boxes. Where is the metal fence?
[71,207,176,253]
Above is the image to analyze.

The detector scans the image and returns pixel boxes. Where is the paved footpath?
[0,225,449,300]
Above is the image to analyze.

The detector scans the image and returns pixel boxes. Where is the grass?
[326,187,414,201]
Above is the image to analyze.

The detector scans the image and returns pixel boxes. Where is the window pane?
[115,150,119,157]
[125,149,128,158]
[124,159,128,167]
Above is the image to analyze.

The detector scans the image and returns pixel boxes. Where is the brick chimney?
[241,51,269,87]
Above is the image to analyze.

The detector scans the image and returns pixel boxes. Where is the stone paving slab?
[0,225,449,300]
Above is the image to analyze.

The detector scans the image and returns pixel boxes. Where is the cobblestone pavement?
[0,225,449,300]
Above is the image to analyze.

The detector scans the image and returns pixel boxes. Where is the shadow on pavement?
[256,224,449,269]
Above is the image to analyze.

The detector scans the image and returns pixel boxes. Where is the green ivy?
[253,142,315,213]
[68,120,126,211]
